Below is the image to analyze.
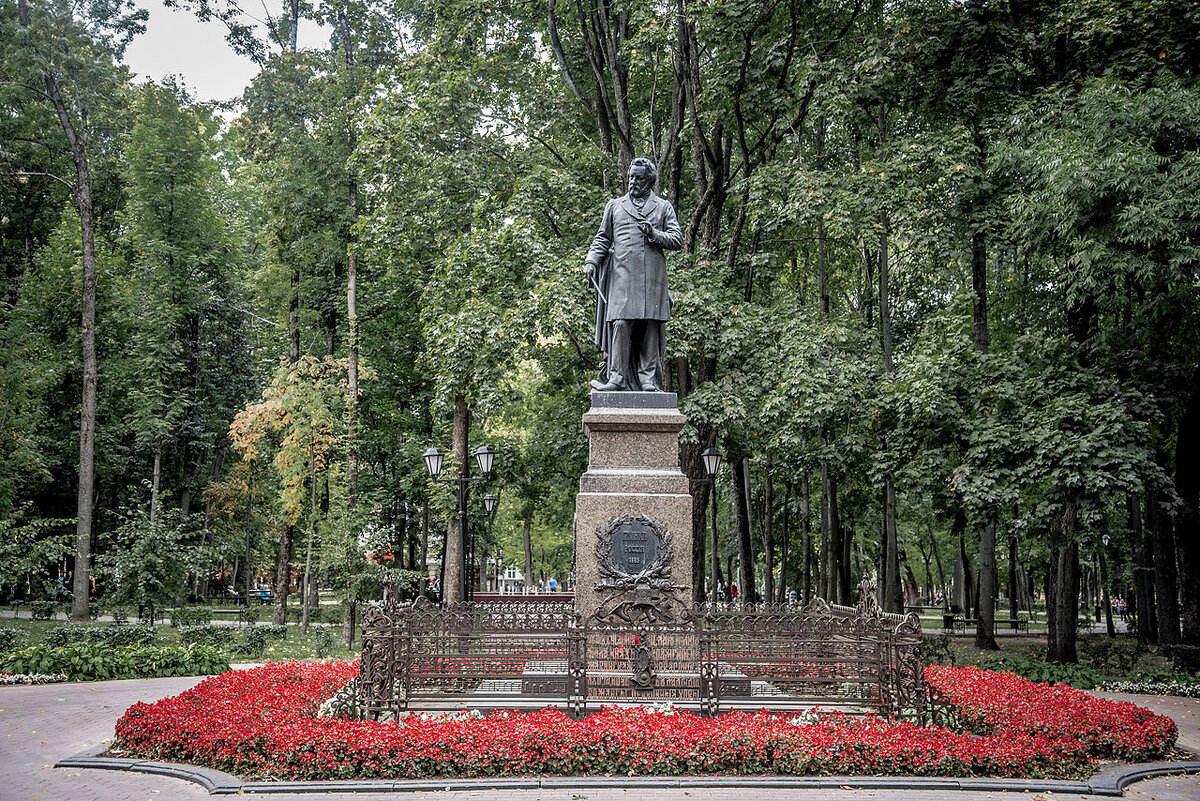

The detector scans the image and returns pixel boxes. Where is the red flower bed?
[112,661,1176,781]
[925,665,1176,761]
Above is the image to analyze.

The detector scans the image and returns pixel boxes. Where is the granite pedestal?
[573,391,693,623]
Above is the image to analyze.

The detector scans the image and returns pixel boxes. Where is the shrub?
[975,654,1105,689]
[2,642,125,681]
[262,624,288,641]
[168,607,212,627]
[922,635,955,667]
[43,625,156,650]
[0,642,228,682]
[1080,637,1144,675]
[233,627,269,658]
[125,644,227,678]
[237,605,261,625]
[108,605,131,625]
[1161,644,1200,673]
[288,605,332,624]
[311,626,337,658]
[178,625,225,648]
[30,600,56,620]
[0,627,21,653]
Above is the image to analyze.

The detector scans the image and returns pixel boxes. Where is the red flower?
[111,662,1176,781]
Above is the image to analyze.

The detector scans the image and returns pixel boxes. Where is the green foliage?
[1079,637,1146,675]
[0,518,73,597]
[310,626,337,658]
[94,509,206,615]
[42,625,156,649]
[0,642,226,681]
[178,624,225,648]
[233,626,269,658]
[923,635,956,668]
[0,627,21,653]
[168,607,212,627]
[262,624,288,641]
[976,654,1105,689]
[1161,645,1200,674]
[125,644,228,678]
[237,605,262,625]
[30,601,56,620]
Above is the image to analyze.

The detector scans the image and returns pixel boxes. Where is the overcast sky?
[122,1,328,105]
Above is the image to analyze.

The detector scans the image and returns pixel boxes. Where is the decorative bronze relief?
[595,514,673,589]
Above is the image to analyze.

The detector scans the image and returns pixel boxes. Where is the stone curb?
[53,749,1200,796]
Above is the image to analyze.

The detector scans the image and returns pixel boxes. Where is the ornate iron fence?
[358,589,932,721]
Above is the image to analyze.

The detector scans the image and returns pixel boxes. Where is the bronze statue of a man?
[585,157,683,392]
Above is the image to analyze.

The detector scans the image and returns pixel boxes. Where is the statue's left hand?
[637,221,654,241]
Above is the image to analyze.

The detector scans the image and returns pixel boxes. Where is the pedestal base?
[573,392,693,622]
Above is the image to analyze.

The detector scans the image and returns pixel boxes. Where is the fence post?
[568,620,587,719]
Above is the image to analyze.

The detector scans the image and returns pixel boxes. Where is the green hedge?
[0,642,227,682]
[0,627,21,653]
[262,624,288,641]
[178,624,225,648]
[168,607,212,627]
[43,625,157,649]
[31,600,57,620]
[976,654,1105,689]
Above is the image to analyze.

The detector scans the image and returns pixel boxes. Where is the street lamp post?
[701,447,722,604]
[483,492,497,596]
[423,444,497,605]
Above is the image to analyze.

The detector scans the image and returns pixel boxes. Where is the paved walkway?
[2,675,1199,801]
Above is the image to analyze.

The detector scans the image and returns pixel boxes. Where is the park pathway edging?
[54,744,1200,796]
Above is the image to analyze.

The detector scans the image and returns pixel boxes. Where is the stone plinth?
[574,391,693,622]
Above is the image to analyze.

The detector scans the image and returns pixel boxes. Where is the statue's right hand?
[584,262,596,281]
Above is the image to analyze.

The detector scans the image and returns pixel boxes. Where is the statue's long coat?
[585,192,683,352]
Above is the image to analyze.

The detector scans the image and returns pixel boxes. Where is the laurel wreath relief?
[594,514,674,590]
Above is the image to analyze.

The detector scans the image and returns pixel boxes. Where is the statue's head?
[627,157,657,198]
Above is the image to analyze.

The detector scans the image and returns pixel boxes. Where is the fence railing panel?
[358,594,928,720]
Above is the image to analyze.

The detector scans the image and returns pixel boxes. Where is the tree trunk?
[150,441,162,526]
[877,194,901,614]
[820,450,841,604]
[762,454,775,604]
[30,38,100,622]
[931,520,947,607]
[444,393,469,605]
[883,479,901,612]
[1150,487,1181,645]
[733,456,756,603]
[693,476,709,604]
[340,8,360,511]
[801,473,812,604]
[1048,541,1080,663]
[522,513,535,594]
[273,524,292,625]
[1008,529,1019,618]
[1133,492,1157,646]
[777,479,791,603]
[975,520,999,650]
[1175,372,1200,644]
[302,442,318,634]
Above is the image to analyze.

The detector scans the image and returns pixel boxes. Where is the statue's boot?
[590,377,625,391]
